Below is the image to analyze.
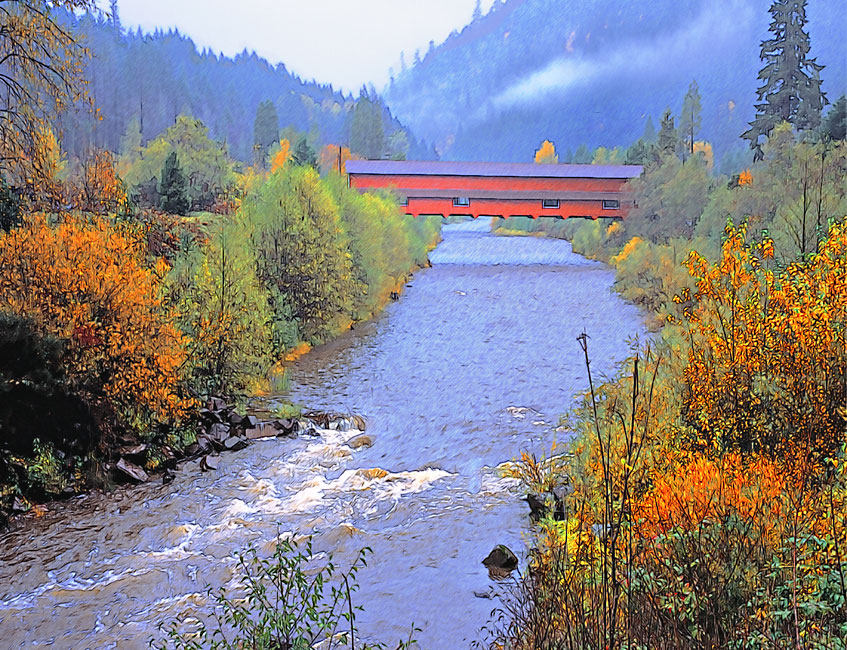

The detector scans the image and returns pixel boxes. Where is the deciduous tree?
[534,140,558,164]
[0,0,95,185]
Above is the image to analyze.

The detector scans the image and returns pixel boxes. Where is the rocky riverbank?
[2,400,369,531]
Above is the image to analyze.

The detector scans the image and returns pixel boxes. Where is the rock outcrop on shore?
[2,400,369,527]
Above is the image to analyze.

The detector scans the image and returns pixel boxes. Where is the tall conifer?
[159,151,189,214]
[742,0,826,159]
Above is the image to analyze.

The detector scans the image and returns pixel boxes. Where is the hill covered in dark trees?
[56,12,435,164]
[384,0,846,171]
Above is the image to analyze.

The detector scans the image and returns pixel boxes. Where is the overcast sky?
[112,0,497,94]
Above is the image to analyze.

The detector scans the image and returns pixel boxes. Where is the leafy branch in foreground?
[152,534,418,650]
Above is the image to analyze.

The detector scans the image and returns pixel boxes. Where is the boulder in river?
[116,458,149,483]
[199,408,223,426]
[298,420,321,437]
[223,436,249,451]
[347,433,374,450]
[272,418,297,437]
[482,544,518,575]
[162,469,175,485]
[244,422,276,440]
[117,444,147,460]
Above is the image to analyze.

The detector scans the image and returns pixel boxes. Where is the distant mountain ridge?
[58,13,434,163]
[384,0,846,168]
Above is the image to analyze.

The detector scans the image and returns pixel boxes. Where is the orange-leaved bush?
[0,214,195,436]
[677,222,846,460]
[632,452,786,541]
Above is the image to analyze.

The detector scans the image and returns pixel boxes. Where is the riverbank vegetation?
[489,2,847,646]
[155,534,418,650]
[0,3,440,522]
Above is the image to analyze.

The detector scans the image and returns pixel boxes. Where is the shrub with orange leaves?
[270,138,291,174]
[632,453,786,540]
[0,213,195,436]
[69,149,131,215]
[678,222,846,460]
[737,169,753,186]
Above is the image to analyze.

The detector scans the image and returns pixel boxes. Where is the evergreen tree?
[350,94,385,160]
[742,0,826,160]
[291,136,317,169]
[253,100,280,164]
[0,177,21,231]
[642,115,657,143]
[109,0,121,33]
[159,151,189,214]
[625,139,651,165]
[821,95,846,141]
[678,79,702,157]
[572,144,592,164]
[473,0,483,21]
[657,108,679,156]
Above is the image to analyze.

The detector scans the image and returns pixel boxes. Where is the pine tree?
[657,108,679,156]
[822,95,846,141]
[109,0,121,33]
[291,136,317,169]
[350,94,385,160]
[678,80,702,157]
[253,100,279,164]
[473,0,482,21]
[742,0,826,160]
[642,115,657,143]
[159,151,189,214]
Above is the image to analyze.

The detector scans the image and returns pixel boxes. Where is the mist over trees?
[385,0,845,169]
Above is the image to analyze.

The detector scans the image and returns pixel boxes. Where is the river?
[0,219,644,649]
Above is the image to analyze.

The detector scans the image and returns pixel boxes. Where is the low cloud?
[490,0,755,112]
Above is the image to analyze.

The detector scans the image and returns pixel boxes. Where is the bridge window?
[542,199,560,209]
[602,199,620,210]
[453,197,470,207]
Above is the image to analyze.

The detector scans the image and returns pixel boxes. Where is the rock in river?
[223,436,249,451]
[347,433,374,450]
[244,422,276,440]
[482,544,518,572]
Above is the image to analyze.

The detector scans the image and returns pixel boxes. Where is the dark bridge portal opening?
[346,160,642,220]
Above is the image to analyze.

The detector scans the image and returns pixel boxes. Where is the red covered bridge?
[346,160,642,220]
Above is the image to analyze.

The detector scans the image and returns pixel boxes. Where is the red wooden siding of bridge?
[346,160,643,220]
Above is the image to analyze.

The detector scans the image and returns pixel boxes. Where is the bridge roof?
[346,160,642,180]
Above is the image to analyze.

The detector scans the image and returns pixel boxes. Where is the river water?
[0,219,644,649]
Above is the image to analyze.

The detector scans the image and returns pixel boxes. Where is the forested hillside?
[55,12,435,163]
[385,0,845,170]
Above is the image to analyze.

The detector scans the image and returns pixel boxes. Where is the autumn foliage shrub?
[488,224,847,649]
[0,214,195,442]
[679,222,846,460]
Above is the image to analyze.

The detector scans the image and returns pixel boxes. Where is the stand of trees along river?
[0,0,845,648]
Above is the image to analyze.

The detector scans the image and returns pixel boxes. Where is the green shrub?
[152,535,418,650]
